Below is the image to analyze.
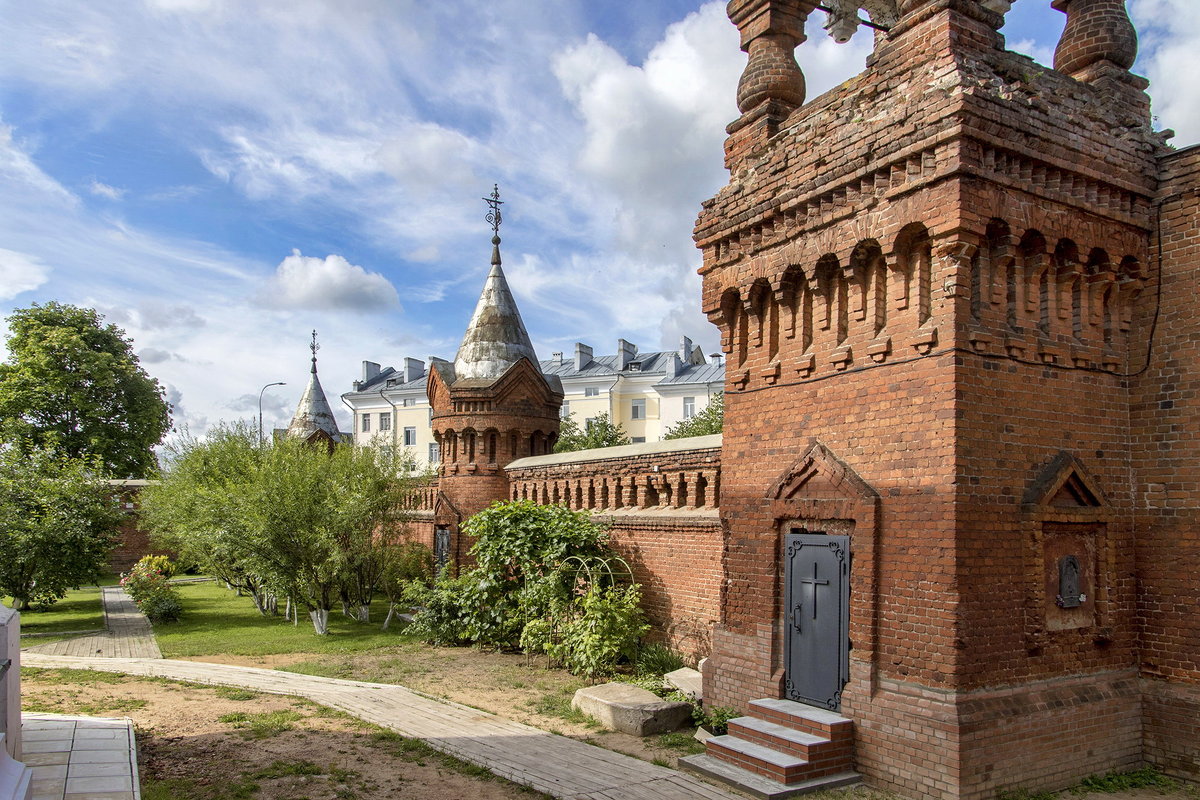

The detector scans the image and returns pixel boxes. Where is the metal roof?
[286,356,341,441]
[453,250,539,381]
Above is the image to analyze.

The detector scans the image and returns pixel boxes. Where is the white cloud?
[259,249,400,311]
[1131,0,1200,144]
[0,249,51,300]
[88,180,125,200]
[1009,37,1056,69]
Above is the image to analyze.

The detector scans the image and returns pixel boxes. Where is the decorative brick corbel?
[935,238,978,302]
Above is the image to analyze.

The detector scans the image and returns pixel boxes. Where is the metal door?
[434,526,451,572]
[784,531,850,710]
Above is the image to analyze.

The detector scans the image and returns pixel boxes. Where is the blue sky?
[0,0,1194,437]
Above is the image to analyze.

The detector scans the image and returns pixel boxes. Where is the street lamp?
[258,381,286,446]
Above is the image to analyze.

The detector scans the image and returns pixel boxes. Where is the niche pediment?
[1022,451,1107,509]
[768,440,879,502]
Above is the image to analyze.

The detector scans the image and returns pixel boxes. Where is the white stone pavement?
[20,714,138,800]
[21,653,740,800]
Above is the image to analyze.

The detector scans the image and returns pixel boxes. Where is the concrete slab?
[665,667,703,701]
[572,682,693,736]
[20,716,137,800]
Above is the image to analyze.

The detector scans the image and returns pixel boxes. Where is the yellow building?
[342,337,722,466]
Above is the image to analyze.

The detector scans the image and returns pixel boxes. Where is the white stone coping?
[507,434,721,471]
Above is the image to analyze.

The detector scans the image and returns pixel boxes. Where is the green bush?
[403,572,474,646]
[460,501,612,648]
[138,554,176,579]
[121,556,181,622]
[636,644,685,677]
[552,584,648,680]
[698,705,738,735]
[140,594,183,623]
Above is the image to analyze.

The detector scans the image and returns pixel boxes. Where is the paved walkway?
[19,586,742,799]
[23,589,161,659]
[22,653,739,800]
[21,713,139,800]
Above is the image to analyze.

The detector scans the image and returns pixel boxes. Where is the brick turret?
[427,191,563,565]
[697,0,1173,797]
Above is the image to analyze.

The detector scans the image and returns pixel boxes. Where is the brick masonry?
[102,3,1199,796]
[694,0,1197,798]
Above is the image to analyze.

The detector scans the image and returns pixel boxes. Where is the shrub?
[140,594,183,623]
[403,572,474,646]
[138,554,176,579]
[121,555,181,623]
[551,584,649,680]
[636,644,685,677]
[698,705,738,735]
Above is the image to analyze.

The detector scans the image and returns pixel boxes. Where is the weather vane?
[309,329,320,372]
[484,184,503,236]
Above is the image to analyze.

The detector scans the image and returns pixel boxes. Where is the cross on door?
[792,561,830,628]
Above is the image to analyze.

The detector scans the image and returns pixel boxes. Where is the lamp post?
[258,381,286,446]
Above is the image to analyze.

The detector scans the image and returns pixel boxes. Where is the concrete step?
[706,735,848,785]
[679,753,860,800]
[748,698,854,743]
[727,716,851,762]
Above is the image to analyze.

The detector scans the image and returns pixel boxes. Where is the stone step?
[679,753,860,799]
[748,698,854,743]
[727,716,851,762]
[705,735,849,785]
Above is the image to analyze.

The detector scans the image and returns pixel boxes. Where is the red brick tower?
[427,189,563,566]
[691,1,1180,797]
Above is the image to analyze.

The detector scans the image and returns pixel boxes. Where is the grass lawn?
[155,580,416,658]
[6,573,119,638]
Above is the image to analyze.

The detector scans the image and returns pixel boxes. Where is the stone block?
[571,683,693,736]
[665,667,703,702]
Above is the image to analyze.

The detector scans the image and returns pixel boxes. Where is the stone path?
[21,653,739,800]
[21,713,139,800]
[23,589,161,660]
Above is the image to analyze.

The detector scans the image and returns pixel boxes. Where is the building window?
[404,426,417,446]
[584,387,600,397]
[630,398,646,420]
[561,401,570,419]
[428,443,440,463]
[361,414,371,433]
[401,397,416,407]
[379,413,391,431]
[631,437,646,444]
[683,396,696,419]
[585,417,598,431]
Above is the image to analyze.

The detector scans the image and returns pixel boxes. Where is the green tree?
[554,412,632,453]
[142,424,420,634]
[0,302,172,478]
[140,422,273,613]
[0,444,122,609]
[663,393,724,439]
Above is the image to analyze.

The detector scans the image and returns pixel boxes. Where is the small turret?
[286,330,341,444]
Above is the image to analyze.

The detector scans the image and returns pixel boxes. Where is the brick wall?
[1133,144,1200,780]
[107,482,173,574]
[507,437,723,662]
[695,0,1177,797]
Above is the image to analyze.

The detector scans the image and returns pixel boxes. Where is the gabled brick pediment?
[768,440,879,501]
[433,490,463,525]
[1022,451,1107,509]
[487,357,562,406]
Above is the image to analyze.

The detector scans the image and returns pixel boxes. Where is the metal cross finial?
[484,184,503,235]
[309,329,320,373]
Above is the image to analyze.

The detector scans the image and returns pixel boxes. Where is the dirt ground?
[25,652,1199,800]
[180,643,705,767]
[22,669,550,800]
